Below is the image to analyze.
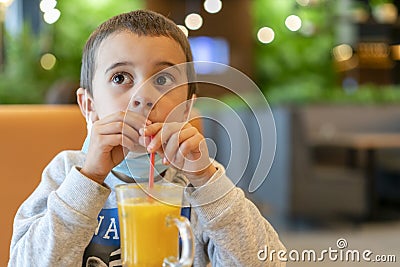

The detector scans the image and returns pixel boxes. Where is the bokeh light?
[391,45,400,60]
[257,27,275,44]
[204,0,222,14]
[39,0,57,13]
[177,25,189,37]
[372,3,398,24]
[185,13,203,30]
[285,15,302,32]
[40,53,57,70]
[332,44,353,62]
[43,8,61,24]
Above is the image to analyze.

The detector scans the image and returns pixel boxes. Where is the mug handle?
[162,215,194,267]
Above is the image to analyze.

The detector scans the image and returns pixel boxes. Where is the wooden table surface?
[310,133,400,149]
[309,132,400,220]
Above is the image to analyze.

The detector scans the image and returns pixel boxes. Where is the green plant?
[252,0,400,106]
[252,0,337,105]
[0,0,143,104]
[0,25,47,103]
[370,0,393,7]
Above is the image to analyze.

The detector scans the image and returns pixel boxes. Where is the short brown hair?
[80,9,196,98]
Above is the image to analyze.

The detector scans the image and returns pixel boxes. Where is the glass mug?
[116,183,194,267]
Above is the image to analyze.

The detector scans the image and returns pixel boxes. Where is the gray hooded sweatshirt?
[8,150,286,267]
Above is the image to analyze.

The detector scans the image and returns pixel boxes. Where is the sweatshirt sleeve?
[8,152,110,267]
[185,163,286,267]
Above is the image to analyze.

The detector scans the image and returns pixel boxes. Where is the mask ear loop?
[85,89,93,135]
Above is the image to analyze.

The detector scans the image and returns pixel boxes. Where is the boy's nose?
[131,96,154,116]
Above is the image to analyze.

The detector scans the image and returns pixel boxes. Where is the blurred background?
[2,0,400,266]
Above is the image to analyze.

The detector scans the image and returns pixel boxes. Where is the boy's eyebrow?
[156,61,182,74]
[105,61,134,74]
[104,61,183,75]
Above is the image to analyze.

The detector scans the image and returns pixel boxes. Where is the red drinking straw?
[149,136,155,189]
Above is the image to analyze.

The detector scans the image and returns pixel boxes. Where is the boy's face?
[89,31,189,122]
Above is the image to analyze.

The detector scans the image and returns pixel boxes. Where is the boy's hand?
[140,122,217,187]
[80,111,150,184]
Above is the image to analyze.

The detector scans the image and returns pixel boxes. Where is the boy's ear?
[76,88,96,121]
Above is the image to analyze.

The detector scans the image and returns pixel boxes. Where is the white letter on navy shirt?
[103,218,119,240]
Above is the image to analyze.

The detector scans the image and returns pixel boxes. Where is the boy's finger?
[95,134,135,151]
[124,110,152,130]
[179,133,203,157]
[163,133,180,165]
[146,122,184,152]
[141,121,192,136]
[163,127,198,163]
[138,136,151,147]
[97,111,150,131]
[94,111,128,124]
[94,122,140,144]
[140,122,163,136]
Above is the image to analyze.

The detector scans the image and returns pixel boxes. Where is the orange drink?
[116,183,194,267]
[118,197,180,267]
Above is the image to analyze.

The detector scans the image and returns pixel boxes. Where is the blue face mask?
[81,135,168,182]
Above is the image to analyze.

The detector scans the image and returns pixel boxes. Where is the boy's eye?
[111,72,133,85]
[154,73,174,87]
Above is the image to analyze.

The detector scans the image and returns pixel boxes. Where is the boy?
[9,10,285,267]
